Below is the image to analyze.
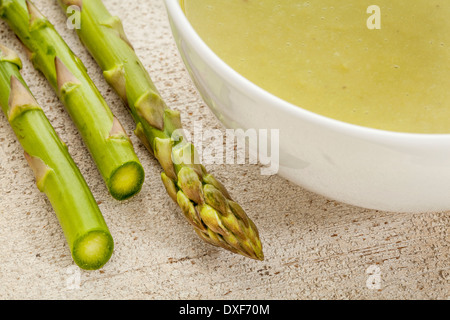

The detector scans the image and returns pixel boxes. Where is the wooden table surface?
[0,0,448,300]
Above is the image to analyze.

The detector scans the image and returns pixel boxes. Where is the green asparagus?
[58,0,264,260]
[0,0,145,201]
[0,44,113,270]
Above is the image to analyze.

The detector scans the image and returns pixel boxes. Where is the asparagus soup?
[182,0,450,133]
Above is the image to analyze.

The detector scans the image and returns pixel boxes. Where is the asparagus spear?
[58,0,264,260]
[0,44,113,270]
[0,0,145,201]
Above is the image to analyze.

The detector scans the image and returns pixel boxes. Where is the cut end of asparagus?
[108,161,145,201]
[72,230,114,270]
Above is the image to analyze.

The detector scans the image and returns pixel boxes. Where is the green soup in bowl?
[182,0,450,134]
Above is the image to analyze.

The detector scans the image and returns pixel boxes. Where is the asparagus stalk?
[0,44,113,270]
[0,0,145,201]
[58,0,264,260]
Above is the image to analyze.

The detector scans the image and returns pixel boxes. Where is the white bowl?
[164,0,450,213]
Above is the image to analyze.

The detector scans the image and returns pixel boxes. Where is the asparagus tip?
[256,251,265,261]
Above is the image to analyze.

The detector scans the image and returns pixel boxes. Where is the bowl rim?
[164,0,450,144]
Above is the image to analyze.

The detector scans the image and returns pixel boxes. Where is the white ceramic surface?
[164,0,450,213]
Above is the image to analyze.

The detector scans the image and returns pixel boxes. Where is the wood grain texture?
[0,0,448,300]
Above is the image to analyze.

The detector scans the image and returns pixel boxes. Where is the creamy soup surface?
[182,0,450,133]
